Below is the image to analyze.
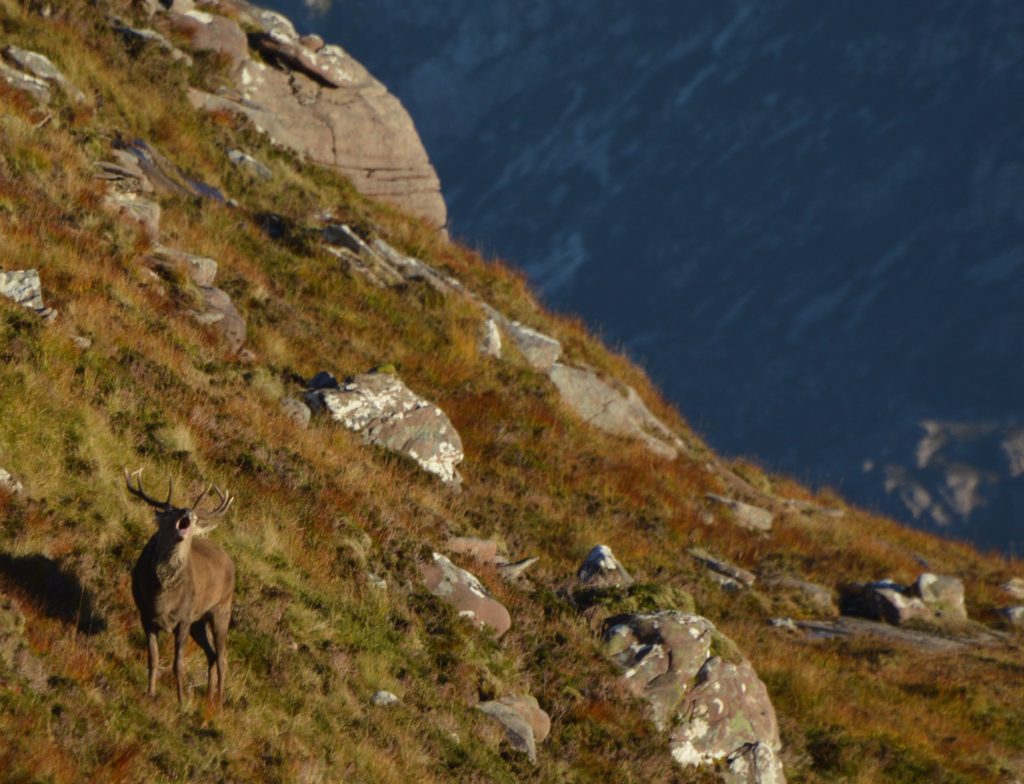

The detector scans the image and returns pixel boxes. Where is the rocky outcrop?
[183,1,446,228]
[305,370,463,484]
[706,493,774,533]
[476,694,550,763]
[840,573,967,625]
[602,611,784,780]
[420,552,511,636]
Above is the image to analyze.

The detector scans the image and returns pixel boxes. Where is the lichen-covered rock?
[0,270,45,312]
[306,371,464,484]
[186,1,446,229]
[546,363,681,459]
[420,553,510,636]
[602,611,784,780]
[228,148,273,180]
[193,285,246,353]
[370,690,400,707]
[2,45,85,103]
[706,493,774,533]
[504,319,562,370]
[476,694,550,763]
[0,62,51,103]
[578,544,634,588]
[670,657,783,781]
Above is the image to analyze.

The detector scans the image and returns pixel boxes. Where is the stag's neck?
[153,535,192,587]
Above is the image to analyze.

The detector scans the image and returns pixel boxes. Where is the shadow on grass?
[0,552,107,635]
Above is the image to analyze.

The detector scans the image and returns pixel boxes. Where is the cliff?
[0,2,1021,782]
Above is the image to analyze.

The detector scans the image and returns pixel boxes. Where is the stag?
[126,468,235,706]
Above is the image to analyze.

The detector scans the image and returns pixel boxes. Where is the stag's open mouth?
[176,516,192,537]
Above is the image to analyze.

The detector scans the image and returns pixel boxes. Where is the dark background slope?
[265,0,1024,551]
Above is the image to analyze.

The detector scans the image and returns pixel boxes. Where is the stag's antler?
[124,467,173,509]
[193,484,233,520]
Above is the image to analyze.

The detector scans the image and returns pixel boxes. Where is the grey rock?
[370,690,400,707]
[420,552,510,636]
[280,397,311,428]
[102,191,161,241]
[794,616,1000,653]
[546,363,682,459]
[724,742,787,784]
[306,371,464,484]
[112,21,193,65]
[0,62,51,104]
[371,239,453,293]
[476,694,549,764]
[577,544,634,588]
[95,154,154,194]
[840,580,933,625]
[0,269,45,312]
[914,573,967,621]
[689,547,756,588]
[1,46,85,103]
[149,246,218,286]
[228,148,273,180]
[498,556,540,581]
[504,319,562,370]
[193,285,246,353]
[706,493,774,533]
[768,617,800,632]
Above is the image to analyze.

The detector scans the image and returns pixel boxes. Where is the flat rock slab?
[0,62,51,104]
[706,493,774,533]
[476,694,550,763]
[1,45,85,103]
[546,363,681,459]
[794,617,1000,653]
[689,547,756,588]
[306,371,464,484]
[420,552,510,636]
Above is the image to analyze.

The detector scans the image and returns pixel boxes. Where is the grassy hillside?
[0,1,1022,782]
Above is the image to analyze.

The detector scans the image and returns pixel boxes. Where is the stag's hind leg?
[211,600,231,705]
[190,618,217,701]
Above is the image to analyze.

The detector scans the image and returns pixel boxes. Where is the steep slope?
[265,0,1024,552]
[0,2,1023,783]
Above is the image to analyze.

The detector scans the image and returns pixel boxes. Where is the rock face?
[546,363,682,459]
[476,694,550,763]
[420,552,511,636]
[602,611,784,780]
[840,573,967,625]
[185,1,446,228]
[306,371,464,484]
[577,544,634,588]
[706,493,774,533]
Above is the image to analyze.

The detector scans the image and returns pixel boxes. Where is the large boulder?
[186,2,446,229]
[305,371,464,484]
[476,694,550,764]
[420,552,511,636]
[546,363,682,459]
[602,611,784,781]
[914,573,967,621]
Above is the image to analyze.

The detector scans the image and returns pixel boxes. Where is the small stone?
[1001,578,1024,601]
[480,318,502,358]
[498,557,539,581]
[577,544,634,588]
[71,334,92,351]
[0,269,46,312]
[371,690,400,707]
[366,573,387,591]
[688,547,756,588]
[0,468,23,494]
[227,149,273,180]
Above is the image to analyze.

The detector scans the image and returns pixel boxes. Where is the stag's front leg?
[173,622,189,707]
[146,628,159,697]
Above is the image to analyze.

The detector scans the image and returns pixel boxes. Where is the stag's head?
[124,468,233,543]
